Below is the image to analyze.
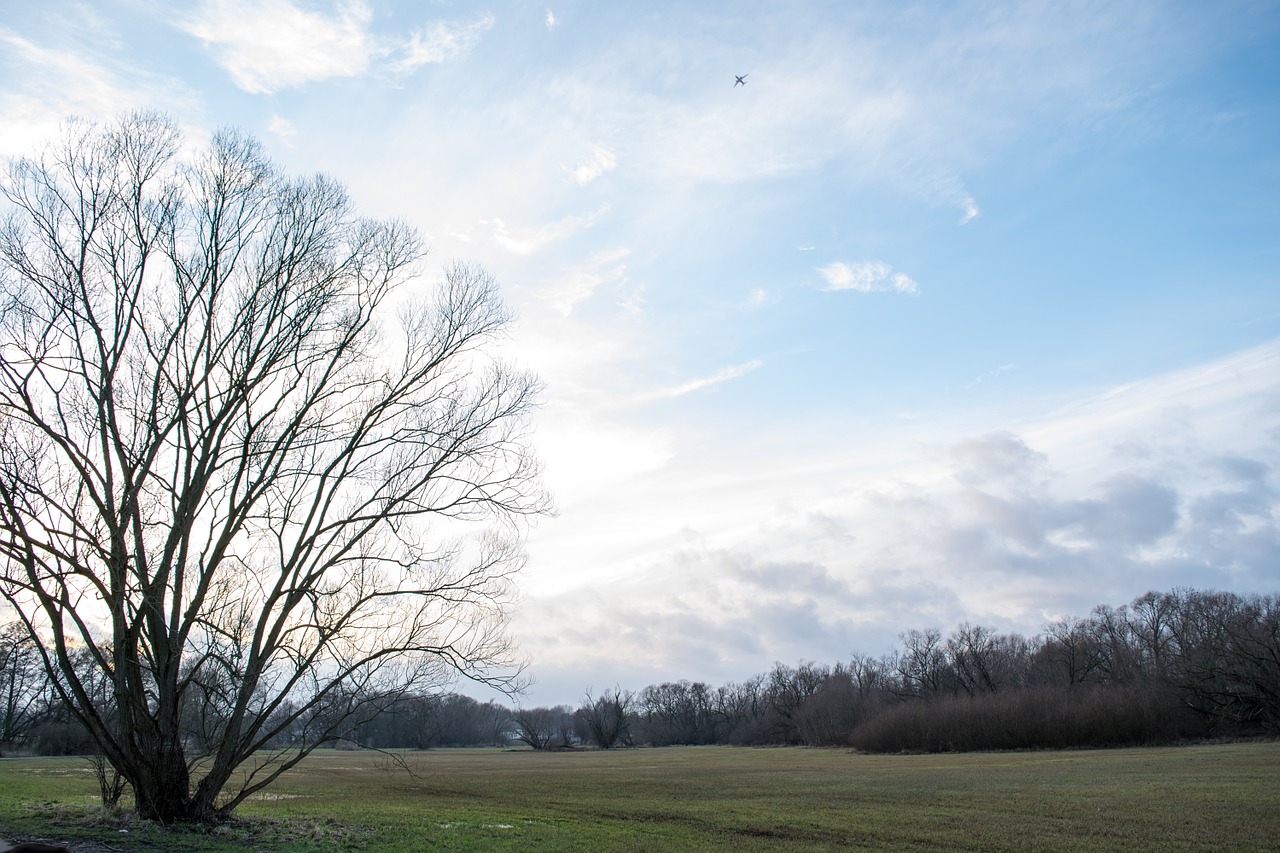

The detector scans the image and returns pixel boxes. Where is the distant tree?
[894,629,949,697]
[1087,604,1146,684]
[847,651,892,698]
[1163,590,1280,732]
[945,624,1030,696]
[511,705,572,750]
[0,623,52,750]
[577,687,634,749]
[1216,593,1280,730]
[474,698,515,746]
[793,665,861,746]
[1126,591,1179,678]
[763,661,828,743]
[637,681,718,745]
[345,691,510,748]
[0,113,547,822]
[713,675,767,744]
[1035,616,1107,686]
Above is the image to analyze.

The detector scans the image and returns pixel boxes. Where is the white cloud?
[533,415,674,510]
[618,282,646,316]
[540,247,630,316]
[178,1,494,93]
[963,364,1016,390]
[485,207,608,255]
[512,3,1191,217]
[642,360,764,402]
[818,261,919,295]
[515,340,1280,703]
[570,146,617,185]
[180,0,374,94]
[546,273,602,316]
[397,13,495,70]
[0,28,198,156]
[268,114,296,139]
[545,9,558,31]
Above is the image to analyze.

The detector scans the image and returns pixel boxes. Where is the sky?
[2,0,1278,707]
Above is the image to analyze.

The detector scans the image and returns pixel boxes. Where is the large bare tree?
[0,112,547,822]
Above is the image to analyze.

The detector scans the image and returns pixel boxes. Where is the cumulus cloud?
[545,9,558,30]
[513,341,1280,704]
[952,431,1049,487]
[818,261,919,295]
[516,549,870,695]
[1062,474,1181,550]
[941,434,1183,561]
[521,427,1278,703]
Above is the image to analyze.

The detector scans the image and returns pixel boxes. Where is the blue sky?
[2,0,1278,705]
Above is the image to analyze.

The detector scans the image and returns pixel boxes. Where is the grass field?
[1,742,1277,851]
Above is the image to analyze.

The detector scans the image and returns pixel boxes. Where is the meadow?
[1,742,1277,852]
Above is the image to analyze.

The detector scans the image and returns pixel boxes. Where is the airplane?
[735,74,748,87]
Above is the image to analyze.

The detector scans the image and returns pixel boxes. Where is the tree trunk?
[129,748,195,823]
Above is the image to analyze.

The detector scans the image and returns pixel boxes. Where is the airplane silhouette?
[735,74,748,87]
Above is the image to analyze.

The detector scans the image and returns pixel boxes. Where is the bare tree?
[636,680,717,746]
[712,674,766,743]
[945,624,1030,696]
[1163,589,1280,731]
[1126,590,1178,677]
[1036,616,1106,686]
[0,113,547,822]
[511,705,572,750]
[474,698,515,746]
[894,629,948,697]
[0,622,51,750]
[577,687,634,749]
[793,665,860,747]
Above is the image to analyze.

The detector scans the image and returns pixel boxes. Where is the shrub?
[849,682,1205,753]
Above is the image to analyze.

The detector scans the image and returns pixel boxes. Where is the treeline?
[1,587,1276,756]
[0,635,518,755]
[511,587,1280,752]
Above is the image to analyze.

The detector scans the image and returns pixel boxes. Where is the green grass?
[1,742,1278,851]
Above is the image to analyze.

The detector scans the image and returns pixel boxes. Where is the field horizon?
[1,741,1277,852]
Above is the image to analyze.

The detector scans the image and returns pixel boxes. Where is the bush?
[849,683,1206,753]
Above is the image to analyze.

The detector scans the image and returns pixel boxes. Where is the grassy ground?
[1,742,1277,851]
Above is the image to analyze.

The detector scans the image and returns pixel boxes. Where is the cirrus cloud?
[397,13,496,70]
[641,360,765,402]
